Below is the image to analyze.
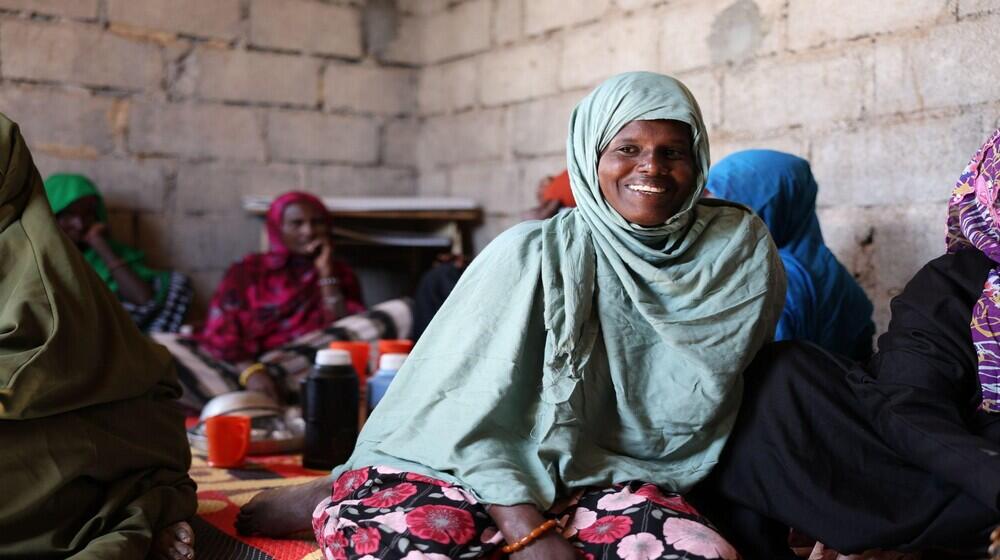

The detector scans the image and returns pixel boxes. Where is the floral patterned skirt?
[312,466,740,560]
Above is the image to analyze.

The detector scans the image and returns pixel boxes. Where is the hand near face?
[310,236,335,277]
[82,221,109,247]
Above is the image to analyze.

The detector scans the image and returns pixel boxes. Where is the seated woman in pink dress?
[195,191,365,398]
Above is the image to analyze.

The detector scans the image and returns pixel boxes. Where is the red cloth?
[195,192,365,362]
[540,170,576,208]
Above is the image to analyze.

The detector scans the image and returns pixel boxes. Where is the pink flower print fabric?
[313,467,738,559]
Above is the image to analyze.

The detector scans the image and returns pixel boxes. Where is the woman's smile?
[624,181,669,194]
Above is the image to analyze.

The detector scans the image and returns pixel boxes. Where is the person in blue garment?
[706,149,875,361]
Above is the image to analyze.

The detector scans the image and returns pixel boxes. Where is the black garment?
[692,250,1000,557]
[412,262,463,340]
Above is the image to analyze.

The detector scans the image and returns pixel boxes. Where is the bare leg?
[235,474,335,537]
[153,521,194,560]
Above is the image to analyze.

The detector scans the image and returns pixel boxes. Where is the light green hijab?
[337,72,785,508]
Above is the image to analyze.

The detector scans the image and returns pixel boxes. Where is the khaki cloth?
[0,114,195,558]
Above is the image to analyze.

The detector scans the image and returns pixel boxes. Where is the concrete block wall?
[392,0,1000,333]
[7,0,1000,333]
[0,0,417,313]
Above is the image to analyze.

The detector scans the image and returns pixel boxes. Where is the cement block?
[325,64,416,115]
[0,86,115,156]
[418,58,479,114]
[614,0,661,10]
[107,0,241,39]
[789,0,951,50]
[177,162,303,213]
[812,113,989,208]
[129,102,265,161]
[492,0,523,45]
[418,169,450,196]
[0,0,96,18]
[661,0,785,73]
[417,108,507,168]
[814,206,880,325]
[871,38,922,115]
[266,110,378,164]
[169,214,261,271]
[305,165,417,196]
[1,21,160,91]
[561,16,658,90]
[705,0,787,64]
[870,204,946,331]
[673,70,721,130]
[250,0,362,58]
[480,42,560,106]
[874,16,1000,114]
[195,49,320,106]
[32,155,168,212]
[524,0,610,36]
[423,0,492,63]
[383,117,420,167]
[722,48,872,132]
[709,132,810,166]
[660,0,723,72]
[959,0,1000,16]
[380,15,425,65]
[397,0,449,15]
[448,160,520,211]
[508,91,581,156]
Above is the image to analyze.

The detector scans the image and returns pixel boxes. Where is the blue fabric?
[707,149,875,360]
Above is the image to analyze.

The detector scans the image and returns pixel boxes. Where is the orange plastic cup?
[377,339,414,358]
[205,415,251,468]
[329,340,371,381]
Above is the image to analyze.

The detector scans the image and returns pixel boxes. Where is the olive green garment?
[334,72,786,509]
[0,114,195,558]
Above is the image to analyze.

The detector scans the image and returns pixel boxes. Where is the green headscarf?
[335,72,785,508]
[0,115,194,556]
[43,173,170,304]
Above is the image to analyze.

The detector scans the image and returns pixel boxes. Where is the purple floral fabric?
[312,466,739,559]
[946,127,1000,411]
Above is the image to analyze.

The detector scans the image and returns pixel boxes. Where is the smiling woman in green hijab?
[0,115,196,559]
[237,72,785,559]
[43,173,193,333]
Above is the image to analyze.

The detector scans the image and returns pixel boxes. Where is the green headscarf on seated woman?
[0,115,195,557]
[335,71,786,508]
[42,173,172,304]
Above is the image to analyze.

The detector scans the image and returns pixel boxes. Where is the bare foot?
[153,521,194,560]
[236,475,335,537]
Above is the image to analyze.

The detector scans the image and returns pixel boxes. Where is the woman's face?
[597,119,697,226]
[280,201,329,255]
[56,195,99,243]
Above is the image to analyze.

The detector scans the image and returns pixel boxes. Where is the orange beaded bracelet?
[500,519,559,554]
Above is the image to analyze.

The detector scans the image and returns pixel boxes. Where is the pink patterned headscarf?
[946,128,1000,412]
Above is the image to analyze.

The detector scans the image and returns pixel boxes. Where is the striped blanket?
[155,298,413,410]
